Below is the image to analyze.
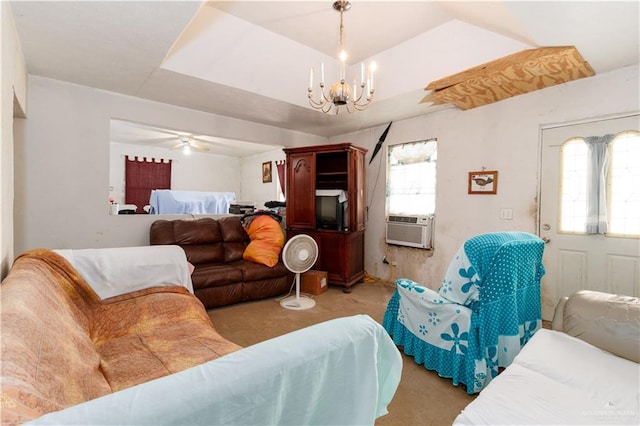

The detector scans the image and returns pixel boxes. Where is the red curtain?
[125,156,171,213]
[275,160,286,196]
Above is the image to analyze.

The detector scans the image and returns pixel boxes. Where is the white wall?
[109,142,242,206]
[240,149,286,210]
[14,76,325,254]
[332,64,640,289]
[1,2,27,279]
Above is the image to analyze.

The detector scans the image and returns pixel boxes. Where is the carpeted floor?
[207,281,477,425]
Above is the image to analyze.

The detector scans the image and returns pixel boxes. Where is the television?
[315,190,348,231]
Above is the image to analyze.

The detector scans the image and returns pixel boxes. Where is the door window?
[559,131,640,237]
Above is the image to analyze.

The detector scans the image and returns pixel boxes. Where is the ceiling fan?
[169,137,210,154]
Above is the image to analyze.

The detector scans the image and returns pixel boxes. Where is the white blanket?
[55,245,193,299]
[149,190,236,214]
[28,314,403,426]
[454,329,640,425]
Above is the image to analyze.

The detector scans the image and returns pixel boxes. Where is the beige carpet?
[208,281,477,425]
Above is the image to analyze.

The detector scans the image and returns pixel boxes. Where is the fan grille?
[283,235,318,273]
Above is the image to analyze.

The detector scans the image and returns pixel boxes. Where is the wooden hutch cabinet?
[284,143,367,292]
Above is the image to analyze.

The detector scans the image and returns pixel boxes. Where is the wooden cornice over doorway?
[421,46,595,110]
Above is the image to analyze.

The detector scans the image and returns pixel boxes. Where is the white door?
[539,114,640,320]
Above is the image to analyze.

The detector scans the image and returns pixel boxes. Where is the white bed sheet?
[454,329,640,425]
[55,245,193,299]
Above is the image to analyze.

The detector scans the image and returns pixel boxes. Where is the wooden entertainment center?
[284,143,367,292]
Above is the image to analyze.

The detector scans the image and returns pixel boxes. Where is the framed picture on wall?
[468,170,498,194]
[262,161,272,183]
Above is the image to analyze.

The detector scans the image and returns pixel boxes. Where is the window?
[559,138,588,233]
[608,132,640,235]
[386,139,437,217]
[559,130,640,237]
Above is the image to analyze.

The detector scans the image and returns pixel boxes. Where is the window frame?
[385,138,437,218]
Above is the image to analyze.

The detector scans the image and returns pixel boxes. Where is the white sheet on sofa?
[55,245,193,299]
[454,329,640,425]
[27,315,402,426]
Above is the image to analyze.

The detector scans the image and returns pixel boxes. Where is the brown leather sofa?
[150,216,290,309]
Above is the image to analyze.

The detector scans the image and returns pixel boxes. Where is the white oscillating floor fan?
[280,234,319,310]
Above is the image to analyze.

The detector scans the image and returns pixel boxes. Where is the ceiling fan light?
[183,144,191,155]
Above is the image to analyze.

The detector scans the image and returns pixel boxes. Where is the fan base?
[280,295,316,310]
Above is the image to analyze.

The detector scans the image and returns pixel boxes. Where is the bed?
[148,190,236,214]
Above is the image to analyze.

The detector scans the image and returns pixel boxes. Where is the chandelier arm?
[308,91,326,109]
[308,98,326,109]
[351,101,371,111]
[345,102,354,114]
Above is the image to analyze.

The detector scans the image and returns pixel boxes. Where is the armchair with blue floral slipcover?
[382,232,545,394]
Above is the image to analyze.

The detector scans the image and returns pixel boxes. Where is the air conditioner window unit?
[386,215,433,249]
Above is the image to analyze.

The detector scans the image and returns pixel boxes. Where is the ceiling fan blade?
[169,142,185,150]
[146,137,179,144]
[190,142,210,152]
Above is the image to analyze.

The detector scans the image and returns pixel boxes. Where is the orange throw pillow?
[242,215,285,267]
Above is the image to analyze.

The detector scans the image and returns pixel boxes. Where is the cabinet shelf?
[317,172,348,176]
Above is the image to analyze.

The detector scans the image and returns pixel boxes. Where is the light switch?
[500,208,513,220]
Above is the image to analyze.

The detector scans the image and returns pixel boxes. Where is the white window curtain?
[387,140,437,216]
[584,134,614,234]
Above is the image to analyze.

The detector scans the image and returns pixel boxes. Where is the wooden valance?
[421,46,595,110]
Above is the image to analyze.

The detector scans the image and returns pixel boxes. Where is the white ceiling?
[10,0,640,155]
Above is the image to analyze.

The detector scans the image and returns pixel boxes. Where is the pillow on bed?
[242,214,285,267]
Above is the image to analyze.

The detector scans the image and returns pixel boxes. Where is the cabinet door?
[316,232,347,282]
[350,149,366,232]
[286,152,315,229]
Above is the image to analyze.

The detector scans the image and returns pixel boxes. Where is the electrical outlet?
[391,261,398,266]
[500,208,513,220]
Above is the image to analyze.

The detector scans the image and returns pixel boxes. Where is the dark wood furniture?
[284,143,367,292]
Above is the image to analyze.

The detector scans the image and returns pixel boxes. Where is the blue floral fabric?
[383,232,545,394]
[437,246,479,306]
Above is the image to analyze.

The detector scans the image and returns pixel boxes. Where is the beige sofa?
[454,290,640,425]
[1,246,402,425]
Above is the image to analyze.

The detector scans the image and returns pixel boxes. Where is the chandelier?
[308,1,376,114]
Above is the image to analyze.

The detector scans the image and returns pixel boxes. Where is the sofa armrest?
[557,290,640,363]
[27,315,402,426]
[551,296,569,331]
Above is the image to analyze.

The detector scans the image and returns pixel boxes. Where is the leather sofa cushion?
[191,263,244,289]
[218,216,249,262]
[233,260,288,281]
[182,243,225,265]
[150,218,225,264]
[173,218,221,245]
